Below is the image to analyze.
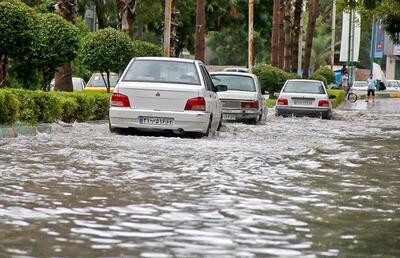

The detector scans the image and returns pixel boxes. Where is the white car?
[50,77,86,91]
[385,80,400,91]
[275,79,332,119]
[109,57,226,136]
[351,81,368,91]
[210,72,267,124]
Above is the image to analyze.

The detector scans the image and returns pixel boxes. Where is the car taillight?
[185,97,206,111]
[318,100,330,107]
[277,98,288,105]
[241,101,259,109]
[111,93,130,107]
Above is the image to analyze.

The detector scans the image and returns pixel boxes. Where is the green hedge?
[312,67,336,85]
[252,64,300,94]
[327,89,345,108]
[309,73,328,86]
[0,89,111,125]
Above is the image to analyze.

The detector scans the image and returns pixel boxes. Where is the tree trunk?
[291,0,303,73]
[303,0,319,78]
[278,0,285,69]
[116,0,137,39]
[0,54,7,87]
[96,0,108,29]
[271,0,280,67]
[54,0,76,92]
[283,0,292,72]
[195,0,205,62]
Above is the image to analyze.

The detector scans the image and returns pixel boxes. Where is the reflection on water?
[0,111,399,257]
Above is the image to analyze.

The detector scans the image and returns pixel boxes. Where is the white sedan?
[109,57,226,137]
[275,79,332,119]
[210,72,267,124]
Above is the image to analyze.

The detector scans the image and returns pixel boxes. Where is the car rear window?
[283,81,326,94]
[211,75,256,92]
[352,82,368,87]
[122,60,201,85]
[87,74,119,87]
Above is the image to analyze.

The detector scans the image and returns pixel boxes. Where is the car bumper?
[109,108,210,133]
[222,109,260,120]
[275,106,332,118]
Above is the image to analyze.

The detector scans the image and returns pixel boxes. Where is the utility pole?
[369,16,376,76]
[195,0,205,62]
[248,0,254,71]
[330,0,336,70]
[347,10,353,86]
[35,0,40,6]
[163,0,172,57]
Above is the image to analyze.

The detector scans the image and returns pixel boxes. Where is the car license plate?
[138,117,174,126]
[293,99,312,105]
[223,114,236,120]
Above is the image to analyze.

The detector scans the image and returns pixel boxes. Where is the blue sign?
[374,18,385,58]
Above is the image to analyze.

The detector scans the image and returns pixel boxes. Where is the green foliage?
[0,89,111,125]
[327,89,345,108]
[0,0,36,58]
[0,90,19,124]
[80,28,133,74]
[309,73,328,86]
[35,13,79,87]
[313,67,336,84]
[252,64,300,93]
[131,40,163,57]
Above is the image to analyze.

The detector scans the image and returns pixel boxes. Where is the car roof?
[287,79,322,83]
[210,71,256,78]
[134,57,196,64]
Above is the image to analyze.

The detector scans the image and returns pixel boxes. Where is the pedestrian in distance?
[366,75,376,103]
[341,73,350,95]
[341,65,348,76]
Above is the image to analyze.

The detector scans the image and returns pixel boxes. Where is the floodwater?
[0,109,399,257]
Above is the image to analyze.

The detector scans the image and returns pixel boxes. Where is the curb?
[0,124,51,139]
[357,92,400,99]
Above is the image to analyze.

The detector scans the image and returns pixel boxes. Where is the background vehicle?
[351,81,368,91]
[223,67,249,73]
[275,79,332,119]
[85,73,119,92]
[49,77,86,91]
[109,57,226,136]
[385,80,400,91]
[211,72,267,124]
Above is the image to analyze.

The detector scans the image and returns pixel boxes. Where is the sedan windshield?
[87,74,119,87]
[122,60,200,85]
[211,75,256,92]
[283,81,325,94]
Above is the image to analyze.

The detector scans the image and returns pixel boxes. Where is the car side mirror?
[273,92,280,98]
[215,85,228,92]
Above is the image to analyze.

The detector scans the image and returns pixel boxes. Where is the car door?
[199,64,221,122]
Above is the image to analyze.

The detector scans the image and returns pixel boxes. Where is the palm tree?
[271,0,280,67]
[291,0,303,73]
[311,35,330,71]
[283,0,292,72]
[303,0,319,78]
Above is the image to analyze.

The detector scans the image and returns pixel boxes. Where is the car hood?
[217,90,258,100]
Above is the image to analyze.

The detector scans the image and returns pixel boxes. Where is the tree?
[36,13,79,90]
[0,0,36,86]
[283,0,292,72]
[311,35,330,70]
[303,0,319,78]
[54,0,77,92]
[195,0,205,61]
[271,0,280,66]
[291,0,303,73]
[116,0,138,38]
[80,28,133,92]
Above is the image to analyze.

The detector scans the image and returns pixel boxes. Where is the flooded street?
[0,107,399,257]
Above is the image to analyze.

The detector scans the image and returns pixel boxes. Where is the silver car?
[275,79,332,119]
[211,72,267,124]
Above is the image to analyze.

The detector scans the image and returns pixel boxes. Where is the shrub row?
[327,89,345,108]
[310,67,336,85]
[0,89,110,125]
[252,64,300,94]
